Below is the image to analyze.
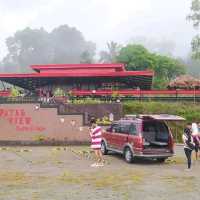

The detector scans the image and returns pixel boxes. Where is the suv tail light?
[138,136,144,149]
[142,138,145,145]
[168,131,174,153]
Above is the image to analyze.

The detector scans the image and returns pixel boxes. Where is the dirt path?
[0,145,199,200]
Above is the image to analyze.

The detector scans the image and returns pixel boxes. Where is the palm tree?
[99,41,121,63]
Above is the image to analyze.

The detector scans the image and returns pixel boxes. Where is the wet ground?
[0,145,199,200]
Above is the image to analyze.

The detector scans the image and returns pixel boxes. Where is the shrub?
[54,88,65,97]
[72,98,102,104]
[10,87,20,97]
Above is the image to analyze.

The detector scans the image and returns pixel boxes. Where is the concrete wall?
[58,103,123,124]
[0,104,90,145]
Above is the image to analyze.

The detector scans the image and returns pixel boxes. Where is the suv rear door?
[127,123,143,153]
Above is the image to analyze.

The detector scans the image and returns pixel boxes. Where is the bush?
[10,87,20,97]
[54,88,65,97]
[72,98,102,104]
[96,116,112,126]
[34,135,46,142]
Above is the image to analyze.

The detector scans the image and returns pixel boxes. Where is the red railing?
[0,90,11,97]
[71,89,200,96]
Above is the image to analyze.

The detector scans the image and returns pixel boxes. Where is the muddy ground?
[0,145,199,200]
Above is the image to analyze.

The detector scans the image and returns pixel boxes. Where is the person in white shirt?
[191,123,200,160]
[182,123,195,170]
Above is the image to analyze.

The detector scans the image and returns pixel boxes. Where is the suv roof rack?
[124,114,185,121]
[123,115,139,120]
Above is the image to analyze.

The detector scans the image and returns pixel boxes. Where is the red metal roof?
[31,63,125,72]
[0,70,154,78]
[0,63,154,78]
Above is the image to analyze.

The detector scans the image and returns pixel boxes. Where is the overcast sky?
[0,0,196,60]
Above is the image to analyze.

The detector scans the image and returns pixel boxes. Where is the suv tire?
[124,147,133,163]
[101,141,108,155]
[157,158,166,163]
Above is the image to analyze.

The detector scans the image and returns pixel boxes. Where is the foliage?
[96,116,112,125]
[184,56,200,76]
[187,0,200,59]
[152,54,186,80]
[34,135,46,142]
[187,0,200,28]
[191,35,200,59]
[72,98,102,104]
[152,77,168,89]
[116,44,186,88]
[99,41,121,63]
[10,87,20,97]
[123,101,200,142]
[80,50,94,63]
[117,44,154,70]
[54,88,65,97]
[1,25,96,72]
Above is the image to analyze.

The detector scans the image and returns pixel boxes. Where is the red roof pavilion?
[0,63,154,90]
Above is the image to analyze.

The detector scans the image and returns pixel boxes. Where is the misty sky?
[0,0,196,60]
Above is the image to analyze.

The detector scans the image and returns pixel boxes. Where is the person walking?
[182,123,195,170]
[89,118,104,167]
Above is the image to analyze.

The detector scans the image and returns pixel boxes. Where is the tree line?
[0,25,186,89]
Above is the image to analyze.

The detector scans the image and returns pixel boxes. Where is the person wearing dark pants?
[184,148,192,169]
[182,123,195,170]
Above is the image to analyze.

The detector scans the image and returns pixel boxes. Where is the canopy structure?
[0,63,154,91]
[168,75,200,89]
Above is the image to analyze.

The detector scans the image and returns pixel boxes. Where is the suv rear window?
[111,123,121,133]
[110,122,138,135]
[120,124,130,134]
[129,124,137,135]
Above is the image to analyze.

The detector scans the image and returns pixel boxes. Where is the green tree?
[184,54,200,76]
[187,0,200,59]
[117,44,155,70]
[153,54,186,80]
[1,25,96,72]
[50,25,96,64]
[116,44,186,89]
[99,41,121,63]
[2,27,51,72]
[80,50,94,63]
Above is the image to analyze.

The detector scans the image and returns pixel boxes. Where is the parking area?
[0,145,199,200]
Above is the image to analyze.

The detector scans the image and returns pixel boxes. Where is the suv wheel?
[157,158,166,163]
[101,141,108,155]
[124,147,133,163]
